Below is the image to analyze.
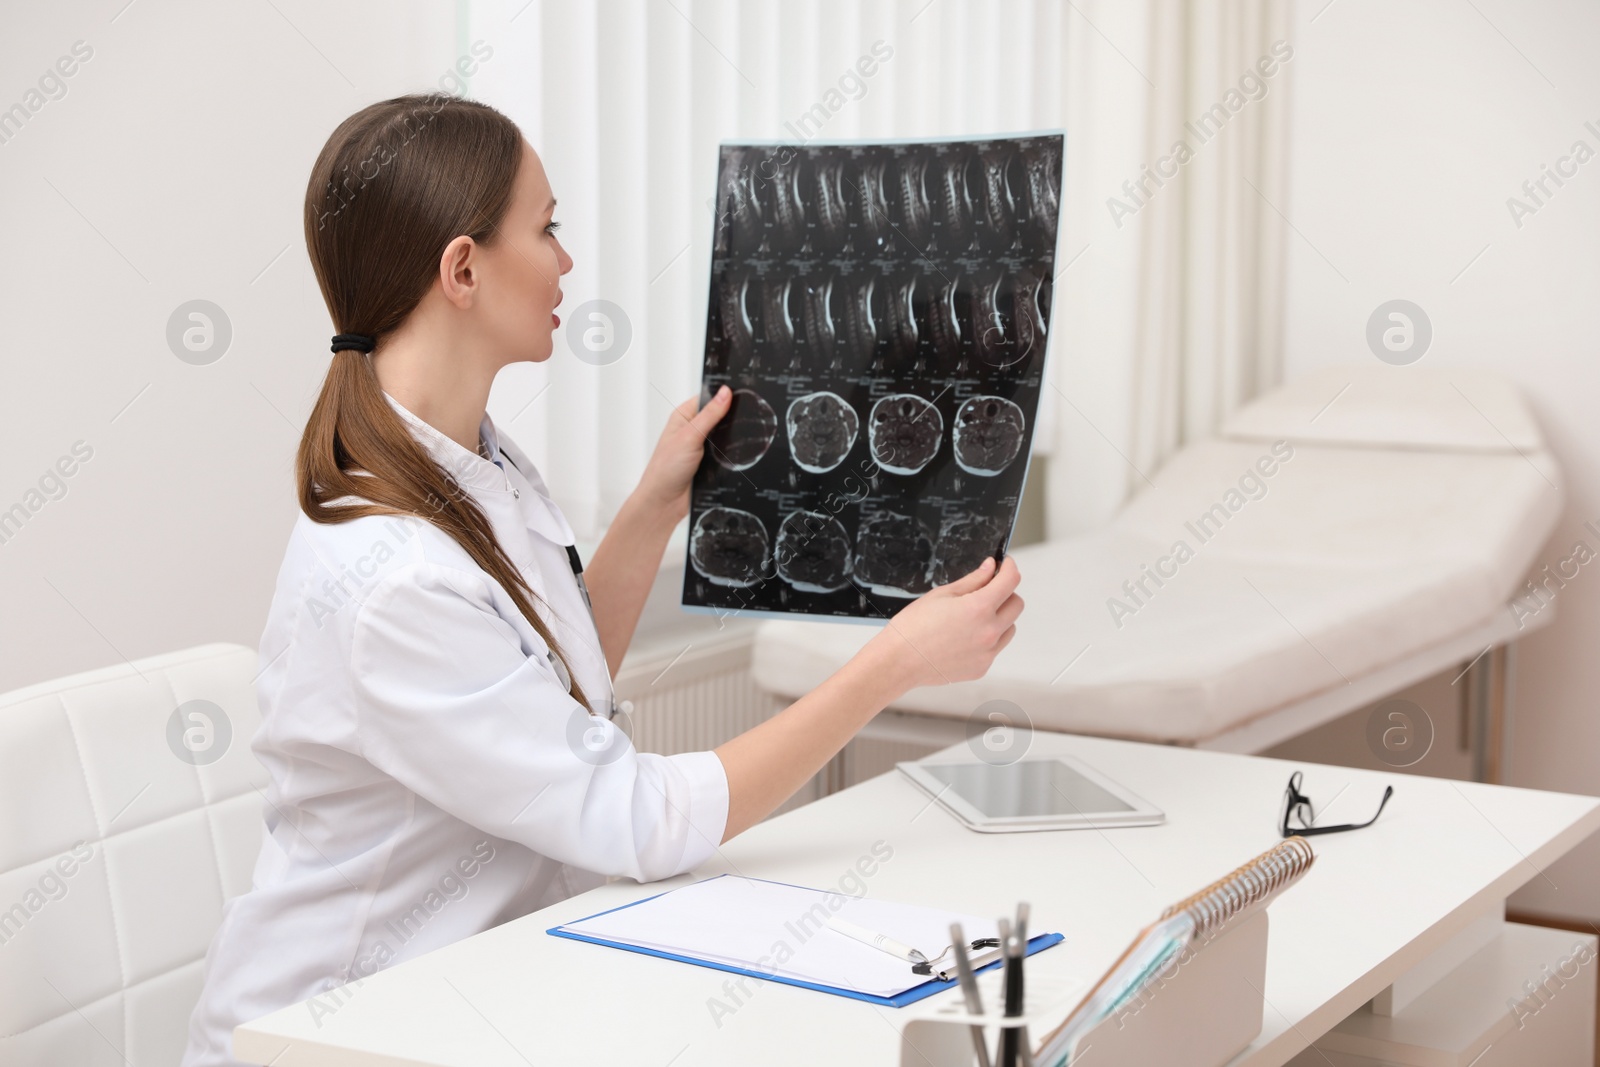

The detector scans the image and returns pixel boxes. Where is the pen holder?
[899,973,1084,1067]
[899,910,1269,1067]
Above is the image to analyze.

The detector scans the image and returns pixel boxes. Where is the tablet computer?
[895,755,1165,833]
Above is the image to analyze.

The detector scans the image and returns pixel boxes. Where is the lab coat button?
[513,488,520,498]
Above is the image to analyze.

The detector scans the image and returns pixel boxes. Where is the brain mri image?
[688,507,770,587]
[707,389,777,471]
[853,513,935,598]
[952,395,1026,476]
[868,394,943,475]
[932,515,1004,585]
[786,391,859,473]
[774,511,854,592]
[685,133,1062,620]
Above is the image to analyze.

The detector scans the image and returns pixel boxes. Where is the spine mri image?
[684,132,1063,619]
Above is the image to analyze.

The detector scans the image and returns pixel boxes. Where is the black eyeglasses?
[1281,771,1393,838]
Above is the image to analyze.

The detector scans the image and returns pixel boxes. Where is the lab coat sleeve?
[348,560,730,883]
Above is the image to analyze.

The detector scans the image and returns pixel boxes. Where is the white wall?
[0,1,474,691]
[1282,0,1600,921]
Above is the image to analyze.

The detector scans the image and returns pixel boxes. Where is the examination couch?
[751,365,1564,769]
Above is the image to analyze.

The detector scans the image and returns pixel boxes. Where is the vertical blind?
[466,0,1290,542]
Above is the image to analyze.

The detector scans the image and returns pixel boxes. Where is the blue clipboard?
[548,874,1065,1008]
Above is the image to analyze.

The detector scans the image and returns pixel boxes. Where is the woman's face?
[475,140,572,364]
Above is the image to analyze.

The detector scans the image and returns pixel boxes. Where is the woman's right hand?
[715,554,1023,840]
[861,555,1024,695]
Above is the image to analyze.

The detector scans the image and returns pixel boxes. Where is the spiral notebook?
[548,873,1064,1008]
[1031,837,1318,1066]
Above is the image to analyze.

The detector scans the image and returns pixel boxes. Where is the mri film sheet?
[683,133,1064,621]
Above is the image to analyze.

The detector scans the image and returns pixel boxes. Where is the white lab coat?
[181,392,729,1067]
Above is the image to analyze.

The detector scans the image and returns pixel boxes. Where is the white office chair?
[0,643,266,1066]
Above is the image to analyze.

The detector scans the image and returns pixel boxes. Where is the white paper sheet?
[556,875,1003,998]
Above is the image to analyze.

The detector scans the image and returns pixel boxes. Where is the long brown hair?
[299,92,591,713]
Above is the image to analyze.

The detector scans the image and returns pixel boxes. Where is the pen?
[1016,903,1034,1067]
[950,922,993,1067]
[824,915,928,964]
[999,918,1023,1067]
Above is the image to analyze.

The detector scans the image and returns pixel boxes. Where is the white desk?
[234,733,1600,1066]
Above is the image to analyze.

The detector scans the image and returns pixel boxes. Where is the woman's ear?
[437,234,479,309]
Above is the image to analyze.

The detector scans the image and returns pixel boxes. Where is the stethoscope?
[487,442,626,723]
[561,542,627,722]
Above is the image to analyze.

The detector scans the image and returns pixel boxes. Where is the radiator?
[614,634,968,812]
[615,631,824,816]
[841,708,966,785]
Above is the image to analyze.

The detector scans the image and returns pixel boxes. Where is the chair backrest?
[0,643,266,1066]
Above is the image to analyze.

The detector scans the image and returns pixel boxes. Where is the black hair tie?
[331,333,376,354]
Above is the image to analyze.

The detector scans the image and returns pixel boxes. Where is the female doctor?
[182,93,1023,1067]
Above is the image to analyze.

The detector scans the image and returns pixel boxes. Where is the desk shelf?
[1288,921,1597,1067]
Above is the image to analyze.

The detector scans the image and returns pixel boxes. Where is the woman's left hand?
[637,385,733,520]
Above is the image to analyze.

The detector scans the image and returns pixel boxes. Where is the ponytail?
[296,347,593,714]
